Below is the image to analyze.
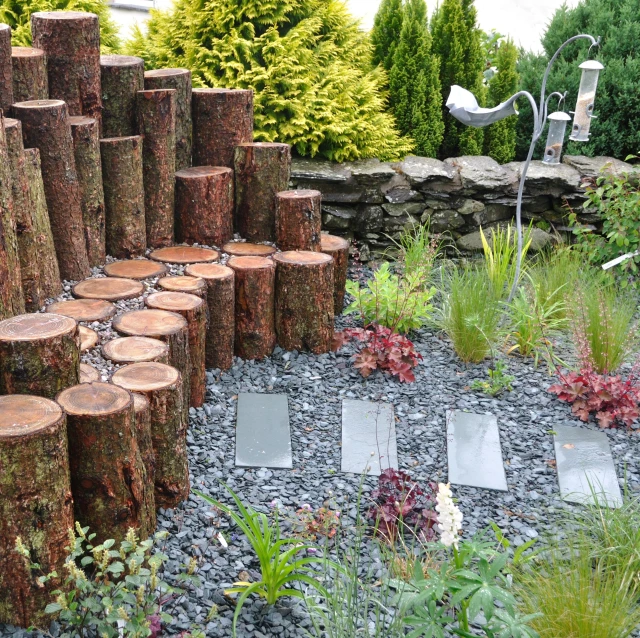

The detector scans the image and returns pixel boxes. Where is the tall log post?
[275,189,322,252]
[234,143,291,241]
[0,395,73,629]
[175,166,233,247]
[158,275,207,299]
[102,336,169,366]
[11,47,48,102]
[227,256,275,360]
[0,24,13,111]
[320,234,349,315]
[100,135,147,259]
[137,89,176,248]
[192,88,253,168]
[131,392,156,524]
[100,55,144,137]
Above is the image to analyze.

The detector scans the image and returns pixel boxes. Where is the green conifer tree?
[371,0,404,72]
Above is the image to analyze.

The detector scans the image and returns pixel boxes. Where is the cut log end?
[274,251,333,266]
[146,291,204,312]
[100,54,144,68]
[104,259,168,280]
[185,263,234,281]
[145,68,190,79]
[57,382,131,416]
[149,246,219,264]
[132,392,149,414]
[320,234,350,252]
[227,256,275,271]
[0,313,76,342]
[112,361,180,393]
[175,166,231,180]
[73,277,144,301]
[46,298,116,322]
[0,395,63,439]
[222,242,276,258]
[113,309,187,338]
[79,363,100,383]
[102,336,169,364]
[78,325,98,351]
[158,276,207,296]
[12,98,65,110]
[31,10,98,21]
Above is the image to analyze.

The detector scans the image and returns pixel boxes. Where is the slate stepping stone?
[554,425,622,507]
[341,399,398,476]
[236,393,292,469]
[446,410,508,491]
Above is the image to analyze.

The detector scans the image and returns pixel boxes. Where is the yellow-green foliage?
[126,0,414,162]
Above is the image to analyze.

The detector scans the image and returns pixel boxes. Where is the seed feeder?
[570,60,604,141]
[543,109,571,165]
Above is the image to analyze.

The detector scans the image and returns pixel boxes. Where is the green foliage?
[371,0,404,72]
[471,360,515,396]
[392,220,442,280]
[125,0,413,162]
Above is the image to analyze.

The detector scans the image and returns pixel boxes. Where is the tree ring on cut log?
[102,336,169,363]
[103,259,168,280]
[79,363,100,383]
[132,392,149,413]
[112,361,180,392]
[113,309,187,337]
[146,291,203,312]
[158,275,206,295]
[0,313,76,341]
[46,298,116,322]
[320,234,349,251]
[273,251,333,266]
[227,255,275,270]
[72,277,144,301]
[149,246,219,264]
[222,242,276,257]
[0,395,63,439]
[57,381,131,416]
[185,263,234,280]
[12,98,64,109]
[78,325,98,351]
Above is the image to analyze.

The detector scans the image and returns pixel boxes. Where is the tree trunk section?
[158,275,207,299]
[102,335,169,365]
[100,55,144,137]
[79,362,99,383]
[78,325,98,351]
[103,258,167,280]
[222,241,276,258]
[320,234,349,315]
[47,298,115,323]
[149,245,219,264]
[11,47,48,102]
[131,392,156,524]
[276,189,322,252]
[0,25,13,111]
[0,395,73,629]
[72,277,143,302]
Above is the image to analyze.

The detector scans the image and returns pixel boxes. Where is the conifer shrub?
[371,0,404,72]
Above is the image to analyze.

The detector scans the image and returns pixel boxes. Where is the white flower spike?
[435,482,463,549]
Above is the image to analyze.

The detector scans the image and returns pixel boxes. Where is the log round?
[78,325,98,351]
[79,362,100,383]
[320,234,349,315]
[275,189,322,252]
[131,392,156,522]
[46,298,116,323]
[222,241,276,258]
[72,277,144,302]
[11,47,48,102]
[227,256,275,360]
[0,24,13,111]
[273,251,334,353]
[111,363,188,508]
[57,382,154,542]
[100,55,144,137]
[104,258,167,280]
[0,395,73,628]
[158,275,207,298]
[175,166,233,247]
[0,313,79,398]
[149,245,219,264]
[102,336,169,365]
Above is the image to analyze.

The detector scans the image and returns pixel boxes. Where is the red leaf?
[353,348,378,378]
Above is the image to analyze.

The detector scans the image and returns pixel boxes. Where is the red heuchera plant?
[333,324,422,383]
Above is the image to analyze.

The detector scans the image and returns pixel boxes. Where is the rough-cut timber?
[150,246,219,264]
[234,143,291,241]
[320,234,349,315]
[47,298,115,322]
[31,12,101,123]
[0,24,13,111]
[104,259,167,280]
[79,362,99,383]
[175,166,233,247]
[158,275,207,299]
[137,89,176,248]
[70,116,106,267]
[276,189,322,252]
[100,55,144,137]
[112,362,187,508]
[192,88,253,168]
[72,277,144,301]
[0,395,73,629]
[12,99,90,281]
[57,382,154,542]
[227,256,275,360]
[102,336,169,365]
[0,313,79,398]
[186,263,234,371]
[144,68,192,170]
[78,325,98,351]
[274,251,334,353]
[11,47,48,102]
[131,392,156,524]
[100,135,147,259]
[222,241,276,258]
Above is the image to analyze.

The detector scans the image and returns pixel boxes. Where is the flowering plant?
[294,505,341,541]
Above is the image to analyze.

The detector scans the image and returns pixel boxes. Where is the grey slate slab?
[341,399,398,476]
[236,393,292,469]
[554,425,622,507]
[446,410,508,491]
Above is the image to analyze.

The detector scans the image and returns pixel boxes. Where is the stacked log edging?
[11,48,48,102]
[0,24,13,110]
[100,55,144,137]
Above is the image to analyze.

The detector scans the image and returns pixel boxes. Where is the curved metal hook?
[588,36,602,57]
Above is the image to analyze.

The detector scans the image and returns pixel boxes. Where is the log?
[149,245,219,264]
[0,395,73,628]
[144,68,192,171]
[158,275,207,299]
[275,189,322,252]
[104,258,167,280]
[57,382,154,542]
[234,143,291,241]
[0,24,13,111]
[0,313,79,398]
[222,241,276,258]
[102,336,169,365]
[31,12,101,123]
[70,116,106,267]
[227,256,275,360]
[78,325,98,351]
[12,99,90,281]
[72,277,144,301]
[192,88,253,168]
[46,298,116,323]
[146,291,207,408]
[320,234,349,315]
[100,135,147,259]
[11,47,48,102]
[131,392,156,523]
[100,55,144,137]
[273,251,334,353]
[175,166,233,247]
[111,362,187,508]
[79,362,99,383]
[185,263,234,371]
[137,89,176,248]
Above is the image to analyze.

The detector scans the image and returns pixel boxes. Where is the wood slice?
[72,277,144,301]
[276,189,322,252]
[0,24,13,111]
[79,362,99,383]
[131,392,156,522]
[11,47,48,102]
[158,275,207,298]
[222,242,277,258]
[78,325,98,351]
[149,245,219,264]
[58,382,154,542]
[100,55,144,137]
[102,336,169,365]
[46,298,116,322]
[104,259,167,280]
[320,234,349,315]
[0,394,73,628]
[0,313,79,398]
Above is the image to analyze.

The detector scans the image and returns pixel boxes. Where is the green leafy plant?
[391,222,442,281]
[371,0,404,72]
[470,359,515,396]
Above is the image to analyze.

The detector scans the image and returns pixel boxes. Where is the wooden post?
[0,24,13,111]
[0,313,79,398]
[104,259,167,280]
[144,68,192,171]
[275,189,322,252]
[137,89,176,248]
[100,55,144,137]
[102,336,169,365]
[11,47,48,102]
[234,143,291,242]
[131,392,156,525]
[192,88,253,168]
[0,395,73,629]
[78,325,98,352]
[58,382,154,542]
[222,241,276,258]
[186,263,234,371]
[227,256,275,360]
[149,245,219,265]
[72,277,144,302]
[320,234,349,315]
[158,275,207,299]
[175,166,233,247]
[47,298,116,323]
[100,135,147,259]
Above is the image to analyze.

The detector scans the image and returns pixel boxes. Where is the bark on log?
[11,47,48,102]
[0,395,73,629]
[0,313,80,398]
[12,99,90,281]
[0,25,13,111]
[31,12,101,124]
[79,362,99,383]
[144,68,192,171]
[111,362,187,508]
[320,234,349,315]
[57,382,154,542]
[275,189,322,252]
[158,275,207,299]
[100,135,147,259]
[137,89,176,248]
[104,258,167,280]
[131,392,156,523]
[234,143,291,242]
[72,277,144,301]
[70,116,106,267]
[227,256,275,360]
[46,298,115,322]
[192,88,253,168]
[78,325,98,351]
[185,263,234,371]
[101,55,144,138]
[102,336,169,365]
[175,166,233,247]
[222,241,276,258]
[149,245,219,264]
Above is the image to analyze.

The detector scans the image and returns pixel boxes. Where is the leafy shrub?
[392,222,442,281]
[470,360,515,396]
[293,505,341,541]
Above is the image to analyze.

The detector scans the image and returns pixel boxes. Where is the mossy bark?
[0,25,13,111]
[275,189,322,252]
[320,234,350,315]
[132,393,157,513]
[100,55,144,138]
[11,47,48,102]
